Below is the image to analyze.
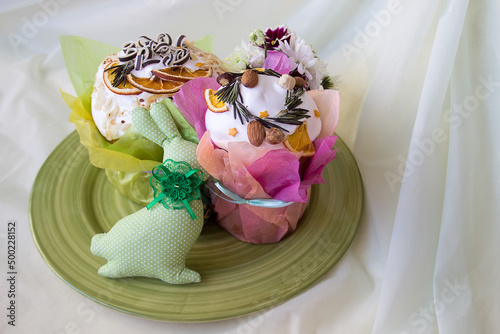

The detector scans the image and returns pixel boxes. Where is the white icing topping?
[91,57,167,141]
[205,75,321,150]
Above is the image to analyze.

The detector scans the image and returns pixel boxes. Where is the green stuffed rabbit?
[91,102,208,284]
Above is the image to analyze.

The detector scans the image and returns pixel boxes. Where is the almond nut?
[265,127,285,145]
[241,69,259,88]
[278,74,295,90]
[294,76,307,88]
[247,120,266,146]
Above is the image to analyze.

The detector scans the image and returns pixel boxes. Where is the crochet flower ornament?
[90,102,208,284]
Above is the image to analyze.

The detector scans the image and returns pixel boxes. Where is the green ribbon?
[147,159,203,220]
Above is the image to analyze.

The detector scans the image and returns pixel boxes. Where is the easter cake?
[91,33,225,141]
[174,25,340,244]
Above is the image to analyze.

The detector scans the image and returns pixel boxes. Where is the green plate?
[29,131,363,322]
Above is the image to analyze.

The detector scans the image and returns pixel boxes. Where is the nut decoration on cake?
[92,33,225,141]
[204,69,322,156]
[173,25,340,244]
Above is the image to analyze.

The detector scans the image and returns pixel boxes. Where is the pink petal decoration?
[247,148,304,202]
[197,132,271,199]
[307,89,340,138]
[262,50,291,74]
[173,77,220,139]
[301,136,338,189]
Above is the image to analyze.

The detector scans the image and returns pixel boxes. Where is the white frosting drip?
[91,58,165,141]
[205,75,322,150]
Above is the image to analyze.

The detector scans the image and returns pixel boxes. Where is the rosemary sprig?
[234,100,289,132]
[233,101,251,125]
[259,119,288,132]
[214,71,311,131]
[104,61,134,88]
[265,117,304,126]
[256,117,289,132]
[214,76,241,105]
[276,109,310,119]
[287,107,309,114]
[262,68,282,78]
[284,86,305,111]
[234,101,250,122]
[320,75,334,89]
[267,85,311,125]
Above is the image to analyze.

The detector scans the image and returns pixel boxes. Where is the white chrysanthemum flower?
[279,35,328,90]
[225,41,265,72]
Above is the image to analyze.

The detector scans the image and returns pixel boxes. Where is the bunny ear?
[131,107,167,146]
[149,102,181,140]
[134,102,203,173]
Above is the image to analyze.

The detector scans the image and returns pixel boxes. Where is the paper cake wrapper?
[210,182,311,244]
[197,131,325,244]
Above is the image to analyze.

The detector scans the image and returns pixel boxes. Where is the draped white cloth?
[1,0,498,333]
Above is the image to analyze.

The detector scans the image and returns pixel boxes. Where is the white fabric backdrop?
[1,0,498,333]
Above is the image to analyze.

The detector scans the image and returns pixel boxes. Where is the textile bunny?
[90,102,208,284]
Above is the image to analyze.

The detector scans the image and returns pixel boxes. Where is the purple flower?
[264,25,291,50]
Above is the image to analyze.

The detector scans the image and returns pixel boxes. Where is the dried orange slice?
[283,122,315,157]
[152,66,212,82]
[126,74,183,94]
[103,62,142,95]
[204,88,228,112]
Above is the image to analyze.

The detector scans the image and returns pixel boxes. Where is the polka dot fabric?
[91,102,208,284]
[91,199,204,284]
[131,106,167,147]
